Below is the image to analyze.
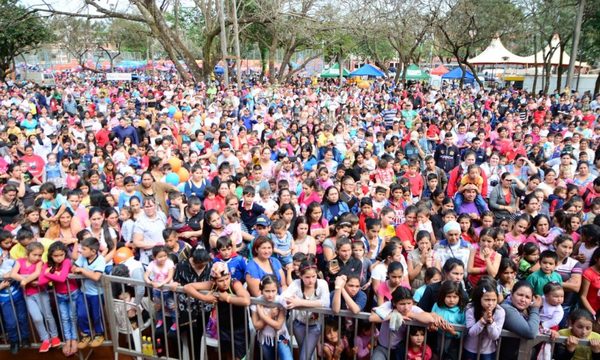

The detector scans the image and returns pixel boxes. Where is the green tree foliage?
[0,0,51,81]
[436,0,524,86]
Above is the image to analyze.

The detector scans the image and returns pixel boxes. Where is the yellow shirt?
[558,329,600,360]
[379,225,396,240]
[10,238,54,263]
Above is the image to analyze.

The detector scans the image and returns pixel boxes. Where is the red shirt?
[583,267,600,313]
[96,128,111,147]
[403,172,424,197]
[20,154,45,180]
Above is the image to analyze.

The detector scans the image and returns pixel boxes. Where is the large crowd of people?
[1,73,600,360]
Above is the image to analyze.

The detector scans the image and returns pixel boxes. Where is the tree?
[0,0,51,81]
[435,0,524,87]
[50,16,104,72]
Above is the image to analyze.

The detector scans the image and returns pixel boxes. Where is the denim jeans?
[77,293,104,336]
[57,290,80,340]
[0,292,30,344]
[25,292,58,341]
[260,338,294,360]
[293,320,321,360]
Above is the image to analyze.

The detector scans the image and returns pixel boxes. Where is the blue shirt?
[75,255,106,295]
[214,255,247,283]
[245,258,283,292]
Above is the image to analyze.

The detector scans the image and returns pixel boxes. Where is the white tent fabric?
[521,34,589,68]
[468,37,529,65]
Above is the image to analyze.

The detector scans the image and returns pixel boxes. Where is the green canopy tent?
[404,64,429,81]
[320,63,350,78]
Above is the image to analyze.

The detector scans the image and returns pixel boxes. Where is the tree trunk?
[202,34,217,81]
[557,43,564,91]
[394,51,401,83]
[401,60,408,85]
[230,0,241,88]
[268,37,277,83]
[277,37,297,82]
[465,61,483,87]
[567,0,586,89]
[216,0,229,86]
[259,44,268,78]
[543,63,552,94]
[338,53,344,84]
[532,35,538,94]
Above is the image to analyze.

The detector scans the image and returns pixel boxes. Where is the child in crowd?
[432,281,466,360]
[167,190,186,229]
[0,247,31,354]
[467,228,501,287]
[463,281,505,360]
[454,165,488,213]
[407,326,433,360]
[354,320,378,360]
[517,242,541,280]
[413,267,442,303]
[375,261,405,305]
[369,287,438,360]
[496,258,518,301]
[526,250,562,295]
[222,207,244,252]
[144,245,175,330]
[556,309,600,360]
[372,186,389,215]
[415,205,436,243]
[120,206,135,246]
[351,240,371,289]
[250,274,293,360]
[321,320,354,360]
[72,237,106,349]
[39,182,68,222]
[39,242,80,356]
[573,224,600,271]
[271,219,293,268]
[214,236,246,282]
[11,242,60,352]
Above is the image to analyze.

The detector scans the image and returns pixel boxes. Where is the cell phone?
[330,259,339,268]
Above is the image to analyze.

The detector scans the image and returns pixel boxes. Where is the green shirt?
[526,269,562,296]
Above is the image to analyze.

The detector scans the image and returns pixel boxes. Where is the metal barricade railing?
[0,273,594,360]
[0,274,111,359]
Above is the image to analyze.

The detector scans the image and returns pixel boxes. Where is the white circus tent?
[468,37,530,65]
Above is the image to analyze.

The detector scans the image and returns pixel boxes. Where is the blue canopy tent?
[349,64,385,77]
[441,67,475,82]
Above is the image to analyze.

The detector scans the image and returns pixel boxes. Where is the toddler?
[271,219,293,267]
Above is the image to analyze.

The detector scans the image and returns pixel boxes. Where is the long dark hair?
[437,280,467,310]
[89,206,115,253]
[47,241,69,272]
[200,209,220,250]
[471,279,499,321]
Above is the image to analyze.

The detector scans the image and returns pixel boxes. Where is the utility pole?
[231,0,242,89]
[566,0,585,91]
[217,0,229,86]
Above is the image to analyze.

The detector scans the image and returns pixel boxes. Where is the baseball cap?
[255,215,272,227]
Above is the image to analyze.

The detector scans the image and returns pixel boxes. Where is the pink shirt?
[147,259,175,283]
[38,259,78,294]
[16,258,43,296]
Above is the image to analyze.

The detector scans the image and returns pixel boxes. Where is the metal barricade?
[0,273,594,360]
[0,274,111,359]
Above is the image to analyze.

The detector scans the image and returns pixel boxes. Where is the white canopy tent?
[522,34,589,68]
[468,37,529,65]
